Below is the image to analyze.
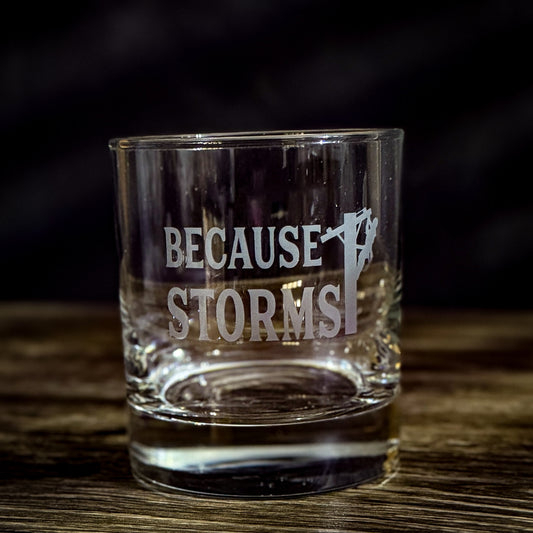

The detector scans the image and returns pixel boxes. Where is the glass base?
[128,399,399,498]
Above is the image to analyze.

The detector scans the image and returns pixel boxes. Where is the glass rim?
[109,128,404,150]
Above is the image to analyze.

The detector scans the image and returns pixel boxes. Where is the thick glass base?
[128,399,399,498]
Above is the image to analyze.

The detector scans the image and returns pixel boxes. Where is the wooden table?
[0,304,531,532]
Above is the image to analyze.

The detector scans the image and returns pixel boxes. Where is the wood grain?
[0,304,531,532]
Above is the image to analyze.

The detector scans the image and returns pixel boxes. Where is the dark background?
[2,0,532,308]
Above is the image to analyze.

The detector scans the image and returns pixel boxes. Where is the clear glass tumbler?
[109,129,403,498]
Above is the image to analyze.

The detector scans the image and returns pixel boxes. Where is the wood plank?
[0,304,531,532]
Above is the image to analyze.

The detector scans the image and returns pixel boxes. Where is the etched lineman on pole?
[164,208,378,342]
[320,208,378,335]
